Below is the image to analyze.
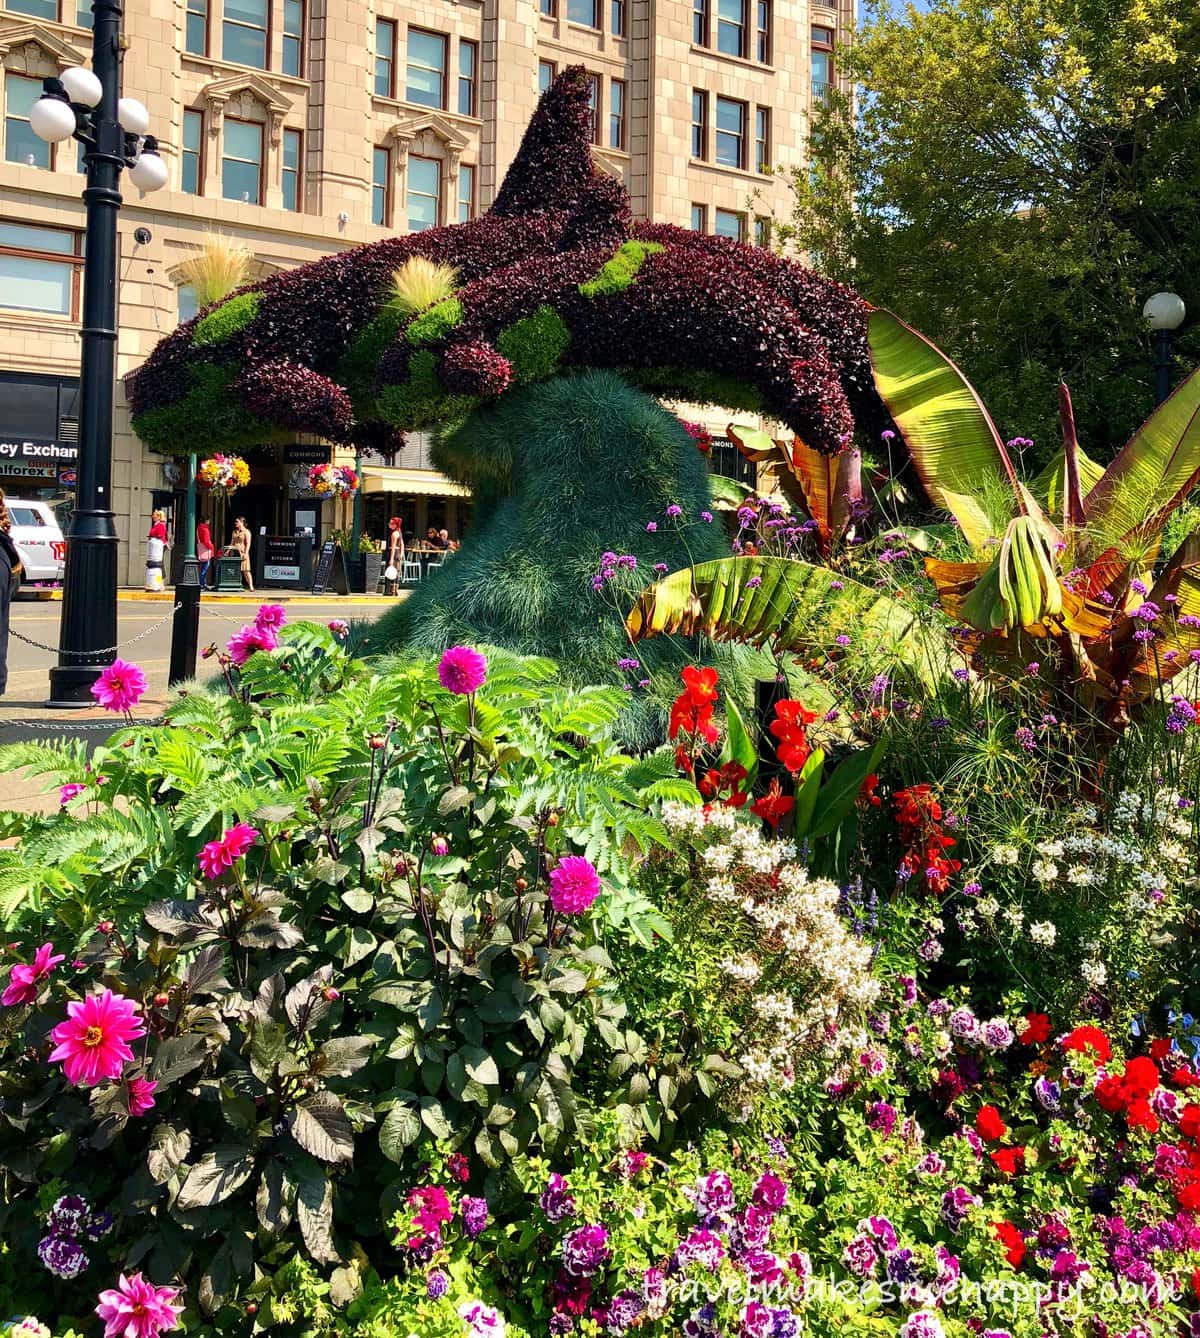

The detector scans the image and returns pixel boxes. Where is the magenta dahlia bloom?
[198,823,259,880]
[548,856,602,915]
[2,942,65,1007]
[49,989,145,1087]
[126,1076,158,1117]
[254,603,288,633]
[60,783,87,806]
[90,660,147,713]
[95,1272,184,1338]
[438,645,487,695]
[227,624,278,666]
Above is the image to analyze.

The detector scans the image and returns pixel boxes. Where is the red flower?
[680,665,719,708]
[1171,1067,1200,1088]
[1180,1104,1200,1141]
[993,1220,1025,1268]
[1062,1026,1112,1065]
[1149,1037,1172,1062]
[768,699,819,773]
[893,784,942,828]
[1019,1013,1052,1045]
[858,773,881,807]
[975,1105,1007,1142]
[1122,1056,1159,1099]
[1095,1076,1130,1113]
[751,780,794,830]
[1191,1266,1200,1303]
[697,761,750,808]
[1125,1099,1159,1134]
[989,1147,1025,1176]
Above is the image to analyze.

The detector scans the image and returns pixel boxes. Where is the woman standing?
[0,491,22,697]
[229,517,253,591]
[196,519,215,588]
[145,509,169,592]
[386,517,404,594]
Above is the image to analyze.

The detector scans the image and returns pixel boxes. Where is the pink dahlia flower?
[2,942,65,1007]
[59,783,87,806]
[49,989,145,1087]
[226,624,277,667]
[437,645,487,695]
[253,603,287,633]
[90,660,147,713]
[327,619,349,637]
[548,856,602,916]
[197,823,259,880]
[126,1075,159,1117]
[95,1272,184,1338]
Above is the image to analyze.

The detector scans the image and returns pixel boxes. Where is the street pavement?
[0,592,394,815]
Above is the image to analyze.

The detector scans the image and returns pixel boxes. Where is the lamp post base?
[47,514,119,708]
[168,556,202,686]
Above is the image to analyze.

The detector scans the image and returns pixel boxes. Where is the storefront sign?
[0,439,78,463]
[0,462,57,479]
[259,535,314,589]
[283,444,330,465]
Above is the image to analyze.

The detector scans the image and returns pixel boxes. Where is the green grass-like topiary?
[405,297,464,347]
[374,370,730,744]
[192,292,262,348]
[335,305,404,416]
[495,305,572,384]
[578,241,664,300]
[377,348,474,428]
[131,363,276,453]
[629,365,764,413]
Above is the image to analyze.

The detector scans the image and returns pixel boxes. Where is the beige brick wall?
[0,0,849,584]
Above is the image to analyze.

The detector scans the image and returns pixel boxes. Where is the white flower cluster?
[662,802,880,1099]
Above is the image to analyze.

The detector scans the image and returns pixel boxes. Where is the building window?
[756,0,770,61]
[282,0,303,76]
[717,0,745,57]
[223,0,268,69]
[539,0,555,13]
[538,60,556,94]
[458,39,477,117]
[811,25,834,99]
[0,221,82,316]
[375,19,396,98]
[755,106,769,171]
[690,203,707,232]
[408,155,440,232]
[609,78,625,150]
[4,0,56,18]
[458,163,475,223]
[185,0,208,55]
[222,118,263,203]
[693,0,707,45]
[754,214,771,247]
[715,95,745,169]
[77,0,93,26]
[406,29,447,109]
[691,89,708,160]
[181,108,203,194]
[714,209,745,240]
[567,0,598,26]
[282,127,301,210]
[611,0,624,35]
[177,284,199,324]
[372,146,391,225]
[585,73,600,145]
[5,76,50,169]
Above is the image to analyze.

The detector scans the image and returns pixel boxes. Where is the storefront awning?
[361,467,470,499]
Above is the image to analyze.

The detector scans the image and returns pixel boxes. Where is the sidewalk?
[37,588,396,606]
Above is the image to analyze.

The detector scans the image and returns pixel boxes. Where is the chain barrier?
[7,603,183,660]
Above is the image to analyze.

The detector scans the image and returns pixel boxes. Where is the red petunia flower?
[993,1220,1025,1268]
[1019,1013,1052,1045]
[1180,1104,1200,1140]
[989,1147,1025,1176]
[1149,1037,1172,1062]
[975,1105,1007,1142]
[1171,1067,1200,1088]
[1062,1026,1112,1065]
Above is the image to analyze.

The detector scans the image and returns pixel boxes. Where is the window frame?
[185,0,209,57]
[457,38,478,118]
[755,105,769,172]
[811,24,834,97]
[716,0,746,58]
[691,88,708,161]
[3,0,58,20]
[457,162,475,223]
[538,59,557,94]
[714,94,746,170]
[181,107,204,195]
[0,221,84,320]
[692,0,708,47]
[610,0,624,36]
[222,0,270,70]
[221,115,265,205]
[374,18,396,99]
[372,145,392,226]
[282,126,302,211]
[609,77,626,151]
[756,0,770,62]
[713,207,746,241]
[405,27,448,110]
[754,214,771,248]
[690,203,707,233]
[281,0,304,77]
[585,72,601,146]
[406,153,441,232]
[539,0,556,14]
[5,73,53,170]
[567,0,599,27]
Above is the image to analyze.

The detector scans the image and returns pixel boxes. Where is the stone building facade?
[0,0,850,584]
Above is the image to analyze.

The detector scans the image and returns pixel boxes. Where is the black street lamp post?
[33,0,166,705]
[1143,291,1187,408]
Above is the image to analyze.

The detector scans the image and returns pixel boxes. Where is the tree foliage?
[784,0,1200,463]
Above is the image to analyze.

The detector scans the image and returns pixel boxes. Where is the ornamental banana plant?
[868,308,1200,716]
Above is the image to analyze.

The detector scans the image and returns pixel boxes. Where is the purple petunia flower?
[562,1223,611,1277]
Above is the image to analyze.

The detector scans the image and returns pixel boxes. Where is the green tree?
[783,0,1200,464]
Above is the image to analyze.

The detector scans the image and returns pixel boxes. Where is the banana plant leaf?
[624,555,949,686]
[1033,394,1104,529]
[1081,365,1200,560]
[707,473,756,509]
[868,309,1021,551]
[923,556,1112,641]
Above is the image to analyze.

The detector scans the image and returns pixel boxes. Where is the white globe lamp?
[60,66,103,108]
[117,97,150,135]
[1143,291,1186,332]
[128,143,168,192]
[30,94,77,143]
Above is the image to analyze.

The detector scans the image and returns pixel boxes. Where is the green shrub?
[494,305,571,383]
[191,292,261,348]
[131,363,275,453]
[376,348,473,428]
[405,297,463,347]
[577,240,664,300]
[335,305,404,415]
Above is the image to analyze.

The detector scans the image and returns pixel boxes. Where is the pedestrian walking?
[385,517,404,593]
[229,517,254,591]
[0,491,22,696]
[145,509,169,592]
[196,520,215,588]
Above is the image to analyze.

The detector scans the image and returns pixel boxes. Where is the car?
[5,498,65,596]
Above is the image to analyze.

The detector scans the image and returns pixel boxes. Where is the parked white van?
[5,498,65,595]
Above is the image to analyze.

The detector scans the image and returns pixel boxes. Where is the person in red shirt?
[145,509,169,591]
[196,520,215,588]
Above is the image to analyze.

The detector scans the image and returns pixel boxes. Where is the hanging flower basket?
[197,454,250,494]
[308,463,360,498]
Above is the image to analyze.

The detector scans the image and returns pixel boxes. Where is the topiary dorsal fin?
[489,66,629,221]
